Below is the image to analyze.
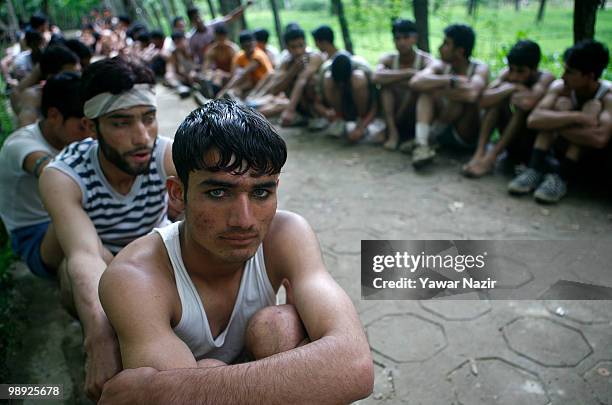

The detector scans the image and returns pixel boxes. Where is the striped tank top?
[47,136,171,254]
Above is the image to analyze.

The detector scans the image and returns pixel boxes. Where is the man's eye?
[143,115,155,125]
[207,189,226,198]
[112,122,129,127]
[253,189,270,199]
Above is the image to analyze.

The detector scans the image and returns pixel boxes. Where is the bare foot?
[383,136,399,150]
[463,155,495,178]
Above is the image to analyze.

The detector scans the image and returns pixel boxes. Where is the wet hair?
[172,16,184,28]
[40,45,79,78]
[312,25,334,43]
[214,24,228,36]
[127,22,147,40]
[563,40,609,79]
[253,28,269,43]
[41,72,83,119]
[284,27,305,45]
[80,56,155,103]
[187,7,199,21]
[239,30,255,45]
[30,13,48,30]
[444,24,475,58]
[391,18,417,37]
[171,31,185,41]
[173,99,287,195]
[507,40,541,69]
[151,30,165,40]
[137,31,151,44]
[65,39,93,61]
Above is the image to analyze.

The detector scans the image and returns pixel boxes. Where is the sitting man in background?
[312,24,340,63]
[38,57,178,401]
[462,40,554,178]
[374,19,433,150]
[0,73,88,278]
[508,40,611,204]
[254,28,279,67]
[98,99,373,405]
[217,30,273,99]
[410,24,489,169]
[202,24,239,97]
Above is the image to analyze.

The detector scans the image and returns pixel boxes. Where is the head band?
[83,83,157,119]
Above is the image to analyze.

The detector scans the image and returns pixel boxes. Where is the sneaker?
[325,120,346,138]
[534,173,567,204]
[308,117,329,131]
[412,144,436,169]
[507,168,543,195]
[399,139,416,154]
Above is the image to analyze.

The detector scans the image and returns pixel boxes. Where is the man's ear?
[83,117,97,138]
[167,176,186,213]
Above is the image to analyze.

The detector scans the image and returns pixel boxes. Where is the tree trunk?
[413,0,429,52]
[536,0,547,21]
[159,0,173,27]
[168,0,178,17]
[514,0,520,11]
[269,0,284,49]
[41,0,50,16]
[218,0,246,39]
[150,2,165,30]
[122,0,138,21]
[467,0,477,15]
[207,0,217,18]
[573,0,600,43]
[182,0,195,11]
[5,0,19,42]
[600,0,606,9]
[331,0,354,54]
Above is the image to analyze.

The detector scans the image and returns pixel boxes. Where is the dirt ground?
[6,86,612,404]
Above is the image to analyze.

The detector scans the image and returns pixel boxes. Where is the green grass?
[240,0,611,79]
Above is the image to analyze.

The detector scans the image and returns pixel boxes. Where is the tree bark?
[331,0,354,54]
[218,0,246,39]
[269,0,284,49]
[467,0,478,16]
[122,0,138,21]
[573,0,600,43]
[536,0,547,22]
[413,0,429,52]
[182,0,195,11]
[207,0,217,18]
[5,0,19,42]
[514,0,520,11]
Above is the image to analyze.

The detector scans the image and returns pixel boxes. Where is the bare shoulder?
[548,78,566,94]
[100,232,175,306]
[538,70,555,84]
[266,210,313,244]
[376,53,394,68]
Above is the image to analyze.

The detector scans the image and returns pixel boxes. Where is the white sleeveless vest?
[154,222,276,363]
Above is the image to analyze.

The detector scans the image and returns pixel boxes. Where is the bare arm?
[558,93,612,148]
[220,0,252,24]
[510,71,555,112]
[16,64,41,93]
[409,61,450,91]
[100,212,373,405]
[372,54,418,85]
[443,62,489,103]
[527,80,589,130]
[285,53,323,113]
[480,69,514,108]
[39,168,120,400]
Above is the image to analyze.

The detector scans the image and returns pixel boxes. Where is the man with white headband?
[38,57,178,401]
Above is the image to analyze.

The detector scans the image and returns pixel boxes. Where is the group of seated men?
[0,9,374,404]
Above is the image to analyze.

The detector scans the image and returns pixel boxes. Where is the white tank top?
[154,222,276,363]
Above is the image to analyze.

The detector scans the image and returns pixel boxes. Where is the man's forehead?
[102,105,156,118]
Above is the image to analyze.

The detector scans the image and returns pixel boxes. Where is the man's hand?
[575,112,598,127]
[99,367,158,405]
[281,108,296,126]
[84,331,122,401]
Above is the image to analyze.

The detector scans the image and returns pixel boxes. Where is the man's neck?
[97,147,137,195]
[398,47,416,62]
[39,120,64,150]
[451,57,470,75]
[574,80,600,100]
[324,46,338,59]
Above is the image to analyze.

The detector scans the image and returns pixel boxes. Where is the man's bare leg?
[381,87,400,149]
[463,105,500,173]
[245,304,308,360]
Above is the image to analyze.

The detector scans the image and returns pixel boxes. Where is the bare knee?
[554,96,572,111]
[245,304,307,360]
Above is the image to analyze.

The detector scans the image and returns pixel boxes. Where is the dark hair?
[80,57,155,103]
[41,72,83,119]
[312,25,334,43]
[564,40,609,79]
[24,28,43,49]
[284,22,301,32]
[507,40,541,69]
[171,31,185,41]
[127,22,147,40]
[173,99,287,194]
[172,16,184,28]
[253,28,269,43]
[239,30,255,44]
[187,7,199,20]
[118,15,132,25]
[392,18,417,37]
[65,39,93,61]
[284,27,305,45]
[137,31,151,43]
[331,51,352,83]
[40,45,79,78]
[82,23,95,31]
[444,24,475,58]
[151,30,165,40]
[30,13,48,30]
[214,24,228,36]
